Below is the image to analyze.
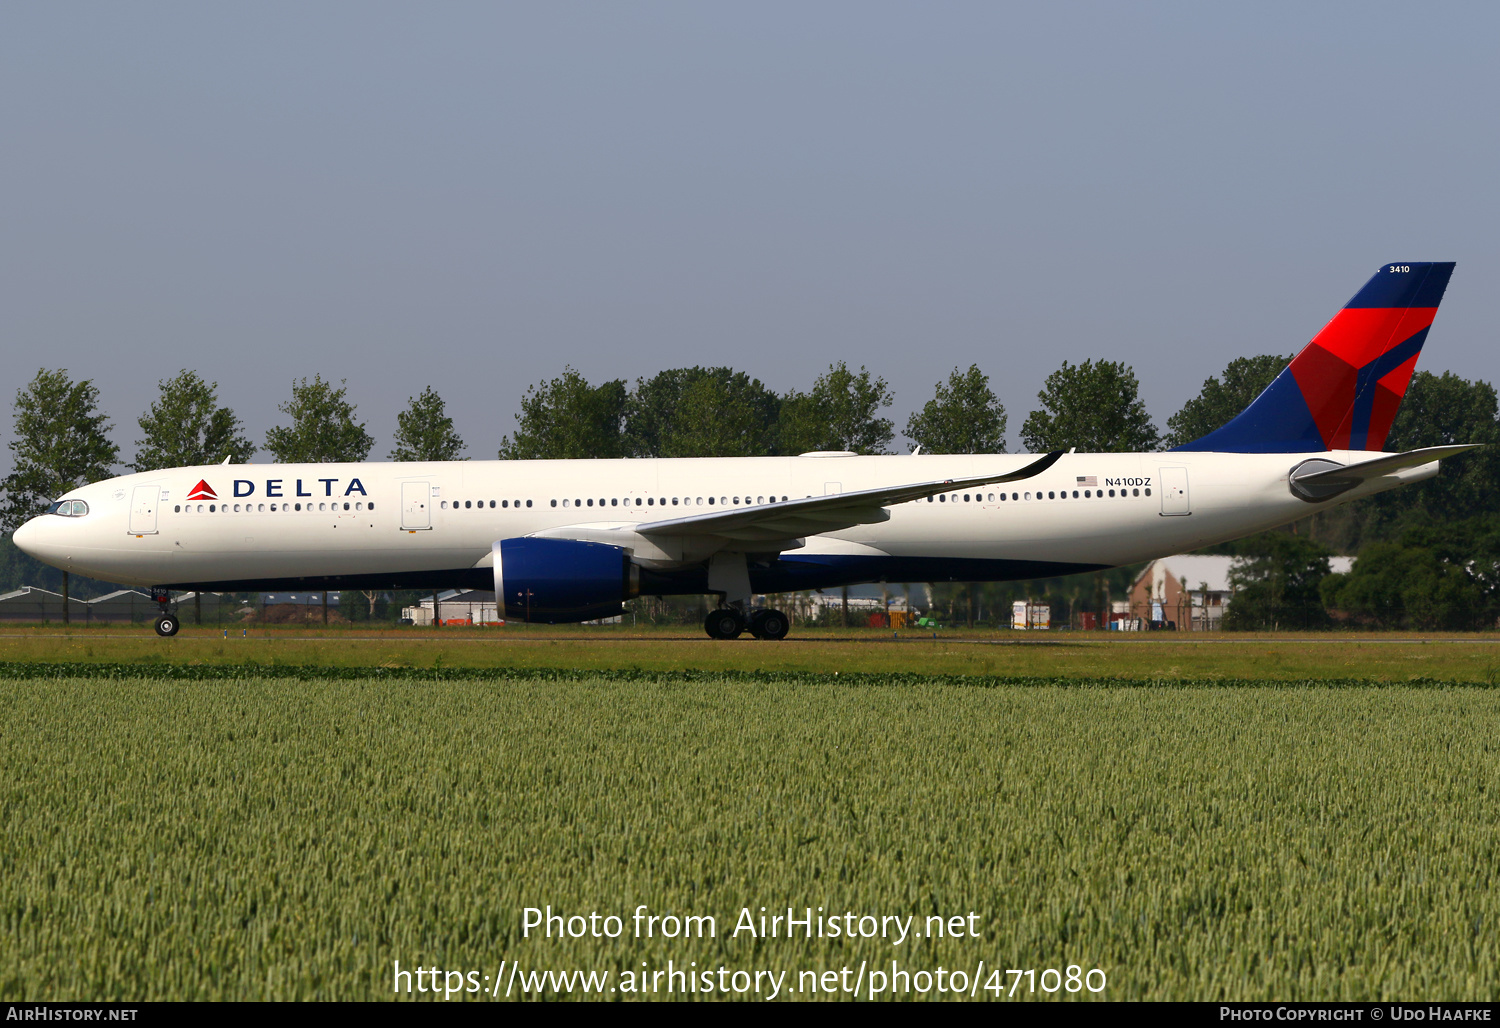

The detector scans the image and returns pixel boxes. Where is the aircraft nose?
[12,516,56,563]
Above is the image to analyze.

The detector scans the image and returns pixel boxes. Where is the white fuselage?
[12,450,1434,593]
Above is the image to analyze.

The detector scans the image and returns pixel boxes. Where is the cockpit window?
[47,499,89,517]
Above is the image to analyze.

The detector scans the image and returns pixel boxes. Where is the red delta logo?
[186,480,218,501]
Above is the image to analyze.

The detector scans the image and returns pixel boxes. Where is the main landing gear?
[151,586,180,637]
[703,607,789,641]
[702,552,787,639]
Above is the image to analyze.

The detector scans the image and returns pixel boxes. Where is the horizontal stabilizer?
[1289,445,1479,501]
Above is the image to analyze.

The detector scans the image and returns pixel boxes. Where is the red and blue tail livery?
[1175,262,1455,453]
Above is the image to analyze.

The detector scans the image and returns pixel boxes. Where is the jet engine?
[492,537,639,623]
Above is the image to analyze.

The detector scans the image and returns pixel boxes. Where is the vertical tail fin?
[1175,262,1455,453]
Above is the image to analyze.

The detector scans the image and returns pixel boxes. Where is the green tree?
[1321,515,1500,630]
[263,376,373,463]
[131,370,255,471]
[904,364,1007,454]
[778,361,894,454]
[389,386,466,462]
[1374,371,1500,519]
[1,368,120,623]
[1020,359,1159,453]
[1221,532,1334,630]
[1311,370,1500,554]
[1164,354,1291,448]
[1321,542,1484,631]
[498,367,628,460]
[1,369,119,530]
[625,368,781,457]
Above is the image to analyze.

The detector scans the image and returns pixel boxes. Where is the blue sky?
[2,2,1496,472]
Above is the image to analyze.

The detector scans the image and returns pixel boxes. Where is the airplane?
[12,261,1479,640]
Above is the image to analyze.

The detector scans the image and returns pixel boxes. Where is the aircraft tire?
[704,609,743,640]
[154,615,179,637]
[749,609,789,641]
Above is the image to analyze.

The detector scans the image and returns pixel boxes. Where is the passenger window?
[551,500,558,507]
[210,504,217,512]
[526,500,532,507]
[1144,487,1152,496]
[174,505,181,513]
[343,502,350,511]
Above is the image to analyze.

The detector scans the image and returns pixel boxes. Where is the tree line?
[2,356,1497,629]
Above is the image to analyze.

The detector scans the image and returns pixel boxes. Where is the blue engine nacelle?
[492,537,640,623]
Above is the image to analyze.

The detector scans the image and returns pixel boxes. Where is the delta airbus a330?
[14,262,1477,639]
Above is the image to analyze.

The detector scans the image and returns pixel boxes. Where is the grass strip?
[0,660,1494,688]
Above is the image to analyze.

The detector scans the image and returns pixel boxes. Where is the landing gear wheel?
[154,615,179,637]
[704,609,744,640]
[748,609,789,641]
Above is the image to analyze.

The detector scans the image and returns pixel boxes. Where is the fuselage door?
[1159,467,1190,516]
[129,486,160,535]
[401,482,432,530]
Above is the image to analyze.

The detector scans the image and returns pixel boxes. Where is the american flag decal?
[1077,476,1097,487]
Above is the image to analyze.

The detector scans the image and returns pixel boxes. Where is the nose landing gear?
[150,586,180,637]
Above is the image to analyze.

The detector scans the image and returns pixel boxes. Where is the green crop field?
[2,664,1497,1001]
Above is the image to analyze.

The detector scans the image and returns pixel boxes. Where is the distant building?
[404,590,501,625]
[260,592,341,606]
[1127,554,1353,631]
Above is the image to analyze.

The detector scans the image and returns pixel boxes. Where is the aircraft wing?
[632,450,1064,543]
